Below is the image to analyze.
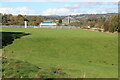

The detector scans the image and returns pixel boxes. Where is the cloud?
[16,7,34,15]
[64,4,80,9]
[82,5,118,14]
[0,8,16,14]
[42,7,88,15]
[0,7,34,15]
[42,8,71,15]
[64,2,118,9]
[0,2,118,16]
[41,2,118,16]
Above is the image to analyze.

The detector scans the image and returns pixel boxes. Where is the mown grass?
[2,58,68,78]
[2,28,118,78]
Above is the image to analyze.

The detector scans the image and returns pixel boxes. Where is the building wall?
[40,23,57,26]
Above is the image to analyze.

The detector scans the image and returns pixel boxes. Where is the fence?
[0,25,80,29]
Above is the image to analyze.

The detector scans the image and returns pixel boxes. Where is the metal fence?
[0,25,80,29]
[0,25,35,28]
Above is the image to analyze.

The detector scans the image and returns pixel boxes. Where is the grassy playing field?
[2,28,118,78]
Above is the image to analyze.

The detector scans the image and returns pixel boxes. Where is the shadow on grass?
[0,32,30,49]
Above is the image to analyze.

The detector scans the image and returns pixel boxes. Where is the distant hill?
[62,13,118,24]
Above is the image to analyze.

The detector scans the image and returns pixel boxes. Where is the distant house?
[40,21,57,27]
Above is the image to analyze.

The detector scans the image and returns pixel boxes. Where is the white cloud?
[42,8,71,15]
[64,4,80,8]
[64,2,118,9]
[42,7,86,15]
[16,7,34,15]
[0,8,16,14]
[41,3,118,16]
[0,7,80,15]
[0,7,34,15]
[0,2,118,16]
[83,5,118,14]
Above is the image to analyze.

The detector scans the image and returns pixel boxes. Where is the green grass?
[2,58,68,78]
[2,28,118,78]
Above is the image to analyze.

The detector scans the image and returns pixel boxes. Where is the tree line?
[104,14,120,32]
[69,14,119,32]
[1,13,119,32]
[1,13,44,26]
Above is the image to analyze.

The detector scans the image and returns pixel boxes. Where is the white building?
[40,21,57,27]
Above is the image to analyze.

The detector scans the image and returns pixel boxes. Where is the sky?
[0,0,119,15]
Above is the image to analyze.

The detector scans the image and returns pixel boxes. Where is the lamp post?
[24,18,28,28]
[68,15,70,24]
[24,20,27,28]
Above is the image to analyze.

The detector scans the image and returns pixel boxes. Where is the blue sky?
[0,2,118,15]
[1,2,76,11]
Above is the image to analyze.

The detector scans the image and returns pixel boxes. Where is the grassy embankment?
[2,28,118,78]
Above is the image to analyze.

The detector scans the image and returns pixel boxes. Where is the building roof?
[42,21,52,23]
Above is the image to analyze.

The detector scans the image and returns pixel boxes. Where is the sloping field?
[2,28,118,78]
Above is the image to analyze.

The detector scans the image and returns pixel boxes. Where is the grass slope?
[2,58,68,78]
[2,28,118,78]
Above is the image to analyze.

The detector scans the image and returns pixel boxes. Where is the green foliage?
[57,19,63,26]
[86,17,105,28]
[89,23,95,27]
[104,14,119,32]
[72,16,106,28]
[35,16,44,26]
[1,14,44,26]
[28,21,35,26]
[2,14,8,25]
[0,13,2,23]
[69,22,82,27]
[58,19,62,24]
[17,14,24,25]
[87,17,98,22]
[109,14,119,32]
[104,20,109,32]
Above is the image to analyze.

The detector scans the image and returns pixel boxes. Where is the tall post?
[24,15,28,28]
[24,21,27,28]
[68,15,70,24]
